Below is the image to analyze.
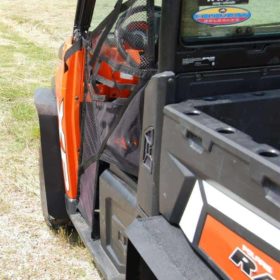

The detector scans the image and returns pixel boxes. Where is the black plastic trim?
[34,88,68,222]
[70,212,124,280]
[74,0,96,34]
[126,216,219,280]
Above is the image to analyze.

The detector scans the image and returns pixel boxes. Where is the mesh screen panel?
[78,0,157,225]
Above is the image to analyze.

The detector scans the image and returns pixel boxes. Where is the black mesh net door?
[78,0,157,227]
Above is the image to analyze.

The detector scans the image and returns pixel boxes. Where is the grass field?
[0,0,116,279]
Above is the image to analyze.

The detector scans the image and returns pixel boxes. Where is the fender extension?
[34,88,68,221]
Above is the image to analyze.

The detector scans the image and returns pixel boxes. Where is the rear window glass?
[181,0,280,43]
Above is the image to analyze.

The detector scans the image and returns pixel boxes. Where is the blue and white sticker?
[193,6,251,26]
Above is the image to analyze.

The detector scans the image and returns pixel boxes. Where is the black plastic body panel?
[175,66,280,102]
[34,88,68,221]
[137,72,176,216]
[159,154,196,225]
[159,92,280,266]
[158,0,181,72]
[126,217,219,280]
[176,42,280,73]
[195,91,280,151]
[69,212,124,280]
[100,170,138,274]
[162,91,280,221]
[160,92,280,221]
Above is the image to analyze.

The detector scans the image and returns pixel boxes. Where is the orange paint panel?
[55,37,85,199]
[199,215,279,280]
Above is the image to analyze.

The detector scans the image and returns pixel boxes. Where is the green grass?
[0,19,55,150]
[12,104,35,122]
[0,0,117,154]
[10,102,39,148]
[0,83,27,101]
[0,1,103,278]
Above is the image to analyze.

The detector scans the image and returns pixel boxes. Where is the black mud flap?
[34,88,69,225]
[126,216,219,280]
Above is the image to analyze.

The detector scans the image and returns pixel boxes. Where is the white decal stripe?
[61,149,70,191]
[180,181,203,242]
[57,100,70,192]
[204,181,280,251]
[58,102,66,151]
